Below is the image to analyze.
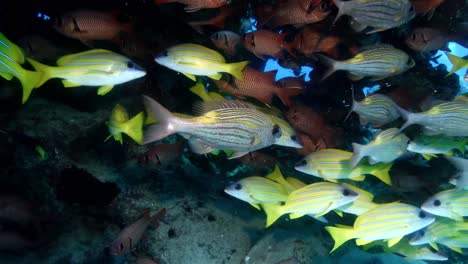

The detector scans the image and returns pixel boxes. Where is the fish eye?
[127,62,134,68]
[234,183,242,190]
[290,135,298,142]
[296,159,307,167]
[342,189,350,196]
[433,199,441,207]
[418,211,427,219]
[272,124,281,137]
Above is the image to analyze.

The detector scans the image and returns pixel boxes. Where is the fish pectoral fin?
[429,242,439,250]
[182,73,197,81]
[62,80,81,88]
[350,175,366,181]
[324,178,338,183]
[289,213,304,219]
[451,211,463,221]
[97,85,114,96]
[387,236,403,247]
[355,238,373,246]
[208,73,223,80]
[448,246,463,254]
[228,151,249,159]
[334,210,344,217]
[0,72,13,81]
[422,153,437,160]
[188,139,215,155]
[249,203,261,210]
[315,201,334,217]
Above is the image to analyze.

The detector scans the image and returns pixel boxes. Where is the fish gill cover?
[0,0,467,263]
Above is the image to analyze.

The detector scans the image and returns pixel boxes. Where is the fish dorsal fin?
[193,100,256,115]
[358,44,395,53]
[57,49,115,66]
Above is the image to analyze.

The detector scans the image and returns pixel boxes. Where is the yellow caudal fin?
[261,203,285,228]
[120,112,144,144]
[190,81,211,101]
[325,225,355,253]
[18,68,43,104]
[445,53,468,76]
[370,163,392,186]
[227,61,249,80]
[26,58,54,88]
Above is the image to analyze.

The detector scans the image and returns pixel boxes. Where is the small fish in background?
[334,183,380,216]
[17,35,69,63]
[332,0,416,33]
[210,30,241,56]
[255,0,331,28]
[262,181,358,227]
[445,52,468,76]
[434,235,468,253]
[409,0,445,17]
[294,148,393,185]
[53,10,132,44]
[110,208,166,255]
[105,104,144,145]
[407,135,468,160]
[154,0,228,12]
[366,239,448,261]
[213,67,303,107]
[27,49,146,96]
[242,30,295,60]
[349,128,409,168]
[188,6,235,34]
[405,27,451,52]
[325,203,435,253]
[421,189,468,221]
[346,93,401,127]
[154,43,248,81]
[446,156,468,190]
[138,141,184,166]
[410,217,468,248]
[318,45,415,81]
[398,101,468,137]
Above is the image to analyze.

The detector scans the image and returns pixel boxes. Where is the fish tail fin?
[344,85,356,122]
[445,53,467,76]
[371,162,392,185]
[121,112,144,144]
[227,61,249,80]
[316,54,337,81]
[150,208,167,227]
[261,203,285,228]
[189,81,211,101]
[396,105,416,133]
[26,58,53,87]
[325,225,355,253]
[18,68,43,104]
[349,143,364,169]
[142,95,178,144]
[276,87,303,107]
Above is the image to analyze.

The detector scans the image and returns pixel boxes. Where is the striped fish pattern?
[335,183,380,216]
[410,218,468,246]
[325,203,435,252]
[294,148,393,185]
[399,101,468,137]
[407,135,468,159]
[350,128,409,168]
[0,32,24,63]
[333,0,416,32]
[421,189,468,221]
[154,43,248,81]
[349,94,400,126]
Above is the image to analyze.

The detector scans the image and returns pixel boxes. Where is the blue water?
[430,42,468,95]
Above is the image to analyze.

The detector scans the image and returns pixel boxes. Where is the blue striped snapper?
[407,135,468,160]
[295,149,393,185]
[350,128,409,168]
[421,189,468,221]
[446,156,468,190]
[410,218,468,247]
[398,101,468,137]
[319,45,415,81]
[332,0,416,33]
[262,182,358,227]
[367,239,448,261]
[335,183,380,216]
[154,43,248,81]
[435,235,468,253]
[143,96,300,158]
[325,202,435,253]
[0,33,24,64]
[27,49,146,96]
[346,94,400,127]
[105,104,144,145]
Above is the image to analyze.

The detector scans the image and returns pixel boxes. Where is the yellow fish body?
[106,104,144,144]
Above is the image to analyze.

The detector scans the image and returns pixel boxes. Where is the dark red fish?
[154,0,227,12]
[138,141,184,166]
[54,10,132,42]
[188,6,235,33]
[213,67,303,106]
[405,27,450,52]
[242,30,295,59]
[110,208,166,255]
[295,132,325,156]
[238,151,277,169]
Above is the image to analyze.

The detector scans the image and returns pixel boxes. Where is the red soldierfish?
[213,67,303,106]
[110,208,166,255]
[154,0,228,12]
[54,10,132,42]
[242,30,295,59]
[188,6,235,33]
[211,31,241,56]
[405,27,450,52]
[138,141,184,165]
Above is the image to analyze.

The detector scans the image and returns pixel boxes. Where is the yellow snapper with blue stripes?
[334,183,380,216]
[105,104,144,145]
[421,189,468,221]
[367,239,448,261]
[332,0,416,33]
[446,156,468,190]
[398,101,468,137]
[154,43,248,81]
[143,96,300,159]
[435,235,468,253]
[346,93,400,127]
[0,34,42,104]
[410,218,468,247]
[262,182,358,227]
[407,135,468,160]
[295,149,393,185]
[26,49,146,96]
[325,202,435,253]
[350,128,409,169]
[318,45,415,81]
